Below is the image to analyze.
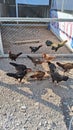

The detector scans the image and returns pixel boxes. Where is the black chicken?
[56,62,73,72]
[50,70,69,83]
[29,45,42,53]
[48,61,69,83]
[8,51,22,61]
[47,61,57,72]
[9,62,27,72]
[6,68,32,82]
[45,40,53,46]
[27,55,44,66]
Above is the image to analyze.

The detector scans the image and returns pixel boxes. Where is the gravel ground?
[0,57,73,130]
[0,25,73,130]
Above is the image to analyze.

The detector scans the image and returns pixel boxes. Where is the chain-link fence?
[0,19,71,56]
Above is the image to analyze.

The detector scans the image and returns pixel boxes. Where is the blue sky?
[16,0,49,5]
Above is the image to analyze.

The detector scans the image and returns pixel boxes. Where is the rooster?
[27,55,44,66]
[29,45,42,53]
[8,51,22,61]
[56,62,73,72]
[51,40,67,52]
[42,53,55,62]
[9,62,27,72]
[6,68,32,82]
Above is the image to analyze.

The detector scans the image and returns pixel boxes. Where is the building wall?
[0,1,50,17]
[51,0,73,11]
[0,3,7,17]
[18,5,49,17]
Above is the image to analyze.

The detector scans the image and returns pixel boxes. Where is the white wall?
[50,10,73,52]
[51,0,73,11]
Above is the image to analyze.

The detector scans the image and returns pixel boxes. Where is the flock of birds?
[6,39,73,85]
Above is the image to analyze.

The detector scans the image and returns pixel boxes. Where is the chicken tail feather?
[6,73,17,79]
[9,62,18,67]
[56,62,63,67]
[17,52,22,57]
[63,76,69,81]
[27,55,33,61]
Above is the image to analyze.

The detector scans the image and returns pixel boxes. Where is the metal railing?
[0,17,73,22]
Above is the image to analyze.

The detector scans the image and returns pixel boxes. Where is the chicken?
[24,70,49,82]
[51,40,67,52]
[56,62,73,72]
[8,51,22,61]
[42,53,55,61]
[30,71,45,80]
[45,40,53,46]
[9,62,27,72]
[29,45,42,53]
[6,68,32,82]
[50,69,69,83]
[48,61,69,83]
[27,55,44,66]
[47,61,57,72]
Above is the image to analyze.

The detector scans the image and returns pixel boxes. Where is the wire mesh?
[0,21,70,56]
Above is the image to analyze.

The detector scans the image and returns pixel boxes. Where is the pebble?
[20,105,27,112]
[38,122,42,126]
[71,106,73,112]
[34,102,39,106]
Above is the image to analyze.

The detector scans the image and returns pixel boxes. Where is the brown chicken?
[56,62,73,72]
[27,55,44,66]
[24,70,49,82]
[30,71,45,80]
[42,53,55,61]
[8,51,22,61]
